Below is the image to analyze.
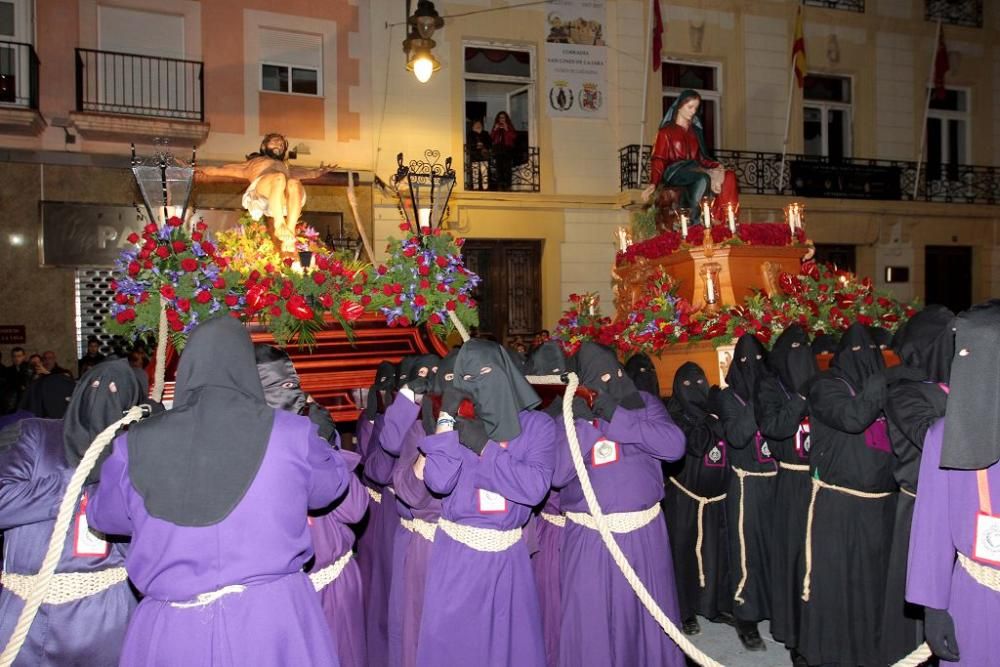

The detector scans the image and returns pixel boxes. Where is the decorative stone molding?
[69,112,210,146]
[0,107,46,136]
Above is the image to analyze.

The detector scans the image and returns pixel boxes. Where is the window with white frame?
[803,74,852,159]
[462,42,537,192]
[925,87,969,180]
[259,28,321,96]
[661,60,721,152]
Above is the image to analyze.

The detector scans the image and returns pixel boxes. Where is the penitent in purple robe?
[309,442,369,667]
[553,391,686,667]
[357,413,396,667]
[87,410,348,667]
[533,486,564,667]
[0,418,136,667]
[417,410,555,667]
[384,395,443,667]
[907,418,1000,666]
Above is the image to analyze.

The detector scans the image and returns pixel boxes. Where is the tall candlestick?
[702,200,712,228]
[787,205,795,235]
[680,213,689,238]
[726,204,736,233]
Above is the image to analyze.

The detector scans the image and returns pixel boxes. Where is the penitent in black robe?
[798,327,896,667]
[755,376,809,649]
[717,335,775,624]
[663,364,731,623]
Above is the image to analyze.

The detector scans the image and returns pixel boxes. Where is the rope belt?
[366,487,383,504]
[309,551,353,592]
[958,553,1000,593]
[900,487,916,499]
[2,567,128,605]
[732,466,777,604]
[540,512,566,528]
[437,518,522,553]
[400,517,438,543]
[170,584,247,609]
[565,503,662,534]
[778,461,810,472]
[801,477,893,602]
[669,477,726,588]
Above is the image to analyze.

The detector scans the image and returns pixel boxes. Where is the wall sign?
[544,0,608,119]
[0,325,26,344]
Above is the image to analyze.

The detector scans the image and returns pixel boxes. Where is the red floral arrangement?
[553,293,621,354]
[616,222,808,265]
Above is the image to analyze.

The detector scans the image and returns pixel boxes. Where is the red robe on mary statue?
[650,122,739,224]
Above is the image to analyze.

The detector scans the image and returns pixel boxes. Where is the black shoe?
[713,611,735,627]
[682,618,701,636]
[736,627,766,652]
[790,649,808,666]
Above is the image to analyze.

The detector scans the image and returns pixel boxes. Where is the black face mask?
[831,322,884,388]
[893,305,955,380]
[811,333,838,356]
[254,345,307,414]
[672,361,711,419]
[527,341,568,377]
[941,300,1000,469]
[396,355,421,390]
[576,342,644,410]
[725,334,767,401]
[372,361,398,392]
[769,325,817,395]
[423,349,461,436]
[867,326,893,350]
[453,340,540,442]
[64,359,146,484]
[625,353,660,397]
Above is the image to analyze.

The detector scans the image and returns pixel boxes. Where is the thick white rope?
[526,372,723,667]
[0,405,148,667]
[446,309,471,343]
[151,296,168,403]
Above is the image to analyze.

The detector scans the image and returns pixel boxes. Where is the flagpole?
[913,18,942,201]
[637,0,656,190]
[778,63,796,195]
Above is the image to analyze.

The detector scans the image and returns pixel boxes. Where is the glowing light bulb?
[413,55,434,83]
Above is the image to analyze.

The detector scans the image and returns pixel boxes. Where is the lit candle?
[418,207,431,231]
[702,200,712,228]
[795,204,804,230]
[787,205,795,235]
[726,204,736,233]
[706,271,716,303]
[680,213,689,238]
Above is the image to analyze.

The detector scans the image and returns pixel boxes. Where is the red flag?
[791,6,807,88]
[933,24,949,100]
[652,1,663,72]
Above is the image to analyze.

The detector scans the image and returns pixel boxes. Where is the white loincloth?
[242,175,305,220]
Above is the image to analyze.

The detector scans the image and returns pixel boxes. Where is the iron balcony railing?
[463,144,540,193]
[619,144,1000,205]
[75,48,204,121]
[0,41,39,109]
[925,0,982,28]
[802,0,865,12]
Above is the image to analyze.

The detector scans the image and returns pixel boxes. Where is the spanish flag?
[791,6,807,88]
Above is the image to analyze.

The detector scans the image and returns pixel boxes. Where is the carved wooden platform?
[151,314,449,422]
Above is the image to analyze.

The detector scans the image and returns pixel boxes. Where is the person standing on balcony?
[490,111,518,192]
[642,89,739,227]
[467,119,492,191]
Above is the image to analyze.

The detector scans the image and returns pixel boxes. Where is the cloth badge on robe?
[591,438,620,467]
[863,417,892,453]
[754,432,774,464]
[74,493,110,558]
[705,441,726,468]
[795,419,811,459]
[478,489,508,513]
[974,512,1000,566]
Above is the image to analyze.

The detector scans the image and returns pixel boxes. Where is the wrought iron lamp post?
[131,139,196,225]
[391,150,456,236]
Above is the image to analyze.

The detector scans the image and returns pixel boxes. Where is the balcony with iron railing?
[463,144,540,193]
[0,40,43,135]
[802,0,865,12]
[71,48,209,144]
[619,144,1000,205]
[925,0,982,28]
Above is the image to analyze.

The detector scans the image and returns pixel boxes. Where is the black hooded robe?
[663,363,731,623]
[754,325,815,650]
[798,324,896,667]
[717,335,775,624]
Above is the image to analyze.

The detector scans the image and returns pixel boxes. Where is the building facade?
[0,0,998,367]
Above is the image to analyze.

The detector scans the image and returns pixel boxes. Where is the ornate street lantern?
[391,150,456,235]
[131,139,196,224]
[402,0,443,83]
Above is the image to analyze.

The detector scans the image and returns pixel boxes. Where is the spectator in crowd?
[41,350,72,377]
[78,336,107,375]
[467,119,492,191]
[490,111,518,191]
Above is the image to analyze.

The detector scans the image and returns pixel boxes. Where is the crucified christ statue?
[198,133,333,256]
